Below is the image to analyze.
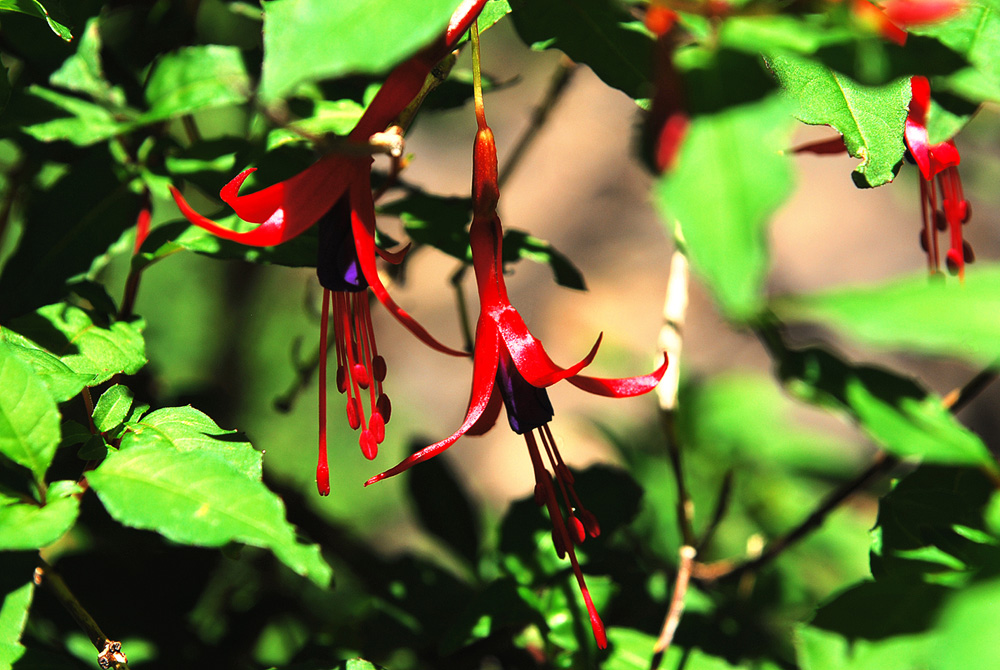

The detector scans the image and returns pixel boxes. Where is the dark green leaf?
[406,442,480,565]
[119,405,261,481]
[871,466,998,584]
[49,18,126,107]
[773,263,1000,367]
[510,0,654,100]
[260,0,461,102]
[0,341,60,482]
[656,59,795,319]
[0,0,72,40]
[0,480,81,550]
[149,219,320,269]
[382,192,471,260]
[502,230,585,290]
[769,53,909,187]
[77,434,107,460]
[8,304,146,385]
[87,444,331,587]
[0,149,143,320]
[92,384,133,433]
[775,345,993,467]
[913,0,1000,105]
[0,61,10,116]
[142,45,252,123]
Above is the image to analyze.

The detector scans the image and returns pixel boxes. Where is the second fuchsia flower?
[170,0,488,494]
[367,83,669,649]
[903,75,974,279]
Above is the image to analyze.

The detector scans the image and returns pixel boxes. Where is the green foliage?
[770,54,909,187]
[0,0,999,668]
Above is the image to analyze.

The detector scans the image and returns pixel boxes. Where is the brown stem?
[34,559,130,669]
[497,57,576,189]
[653,545,697,656]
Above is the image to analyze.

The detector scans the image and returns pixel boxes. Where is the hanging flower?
[169,0,488,494]
[366,98,669,650]
[904,75,973,278]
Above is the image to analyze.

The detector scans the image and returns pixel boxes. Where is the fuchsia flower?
[170,0,488,495]
[903,75,973,278]
[366,100,669,649]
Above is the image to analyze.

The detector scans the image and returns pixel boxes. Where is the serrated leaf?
[87,444,331,587]
[775,346,993,467]
[656,86,795,320]
[509,0,654,100]
[769,54,908,187]
[0,341,60,482]
[773,264,1000,367]
[260,0,461,103]
[8,304,146,385]
[0,334,92,402]
[119,405,261,481]
[0,481,81,550]
[50,18,126,107]
[0,0,72,40]
[0,560,35,669]
[92,384,133,433]
[142,45,251,123]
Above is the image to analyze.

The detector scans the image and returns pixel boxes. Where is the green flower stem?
[35,559,130,669]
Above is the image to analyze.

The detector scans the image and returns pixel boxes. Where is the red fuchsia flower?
[169,0,487,495]
[366,97,669,650]
[903,75,974,278]
[850,0,962,45]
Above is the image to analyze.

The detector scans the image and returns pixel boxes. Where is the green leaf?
[142,45,252,123]
[92,384,133,433]
[260,0,461,103]
[0,558,35,669]
[769,54,909,187]
[0,0,72,40]
[0,481,81,550]
[717,15,855,56]
[0,341,60,482]
[773,264,1000,367]
[119,405,261,481]
[775,345,993,467]
[49,18,126,107]
[656,69,795,320]
[0,335,92,402]
[8,304,146,385]
[509,0,654,100]
[87,444,331,587]
[0,61,10,117]
[21,86,129,146]
[913,0,1000,105]
[871,466,998,584]
[266,99,365,149]
[406,443,480,565]
[796,624,936,670]
[502,230,586,290]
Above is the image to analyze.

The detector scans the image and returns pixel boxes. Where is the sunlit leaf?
[0,0,72,40]
[0,340,60,482]
[770,54,909,187]
[142,45,252,123]
[88,444,331,587]
[92,384,133,434]
[0,481,81,550]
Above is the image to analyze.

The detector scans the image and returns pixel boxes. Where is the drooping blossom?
[366,76,669,649]
[904,75,973,278]
[169,0,487,494]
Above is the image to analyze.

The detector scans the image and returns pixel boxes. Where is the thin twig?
[653,545,697,657]
[450,265,475,353]
[497,57,577,189]
[34,560,130,669]
[657,249,696,546]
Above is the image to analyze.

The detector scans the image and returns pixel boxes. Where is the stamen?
[524,431,607,649]
[316,290,331,496]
